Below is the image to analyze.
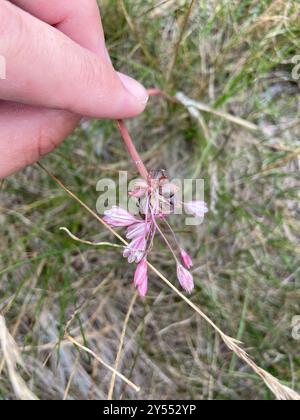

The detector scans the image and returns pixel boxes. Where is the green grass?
[0,0,300,400]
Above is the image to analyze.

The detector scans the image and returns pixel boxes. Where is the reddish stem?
[147,88,164,97]
[147,88,178,104]
[116,120,149,180]
[116,88,175,180]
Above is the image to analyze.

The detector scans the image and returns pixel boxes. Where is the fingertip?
[118,72,149,109]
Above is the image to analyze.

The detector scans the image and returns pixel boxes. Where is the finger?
[0,101,79,178]
[0,1,148,119]
[9,0,105,55]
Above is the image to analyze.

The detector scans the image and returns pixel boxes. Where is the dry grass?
[0,316,37,400]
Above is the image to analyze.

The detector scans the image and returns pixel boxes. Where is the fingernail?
[118,73,149,105]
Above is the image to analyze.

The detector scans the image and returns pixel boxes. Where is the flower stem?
[147,88,178,104]
[116,120,149,180]
[150,206,180,265]
[116,89,176,180]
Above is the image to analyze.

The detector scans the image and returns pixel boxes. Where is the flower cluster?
[104,172,208,297]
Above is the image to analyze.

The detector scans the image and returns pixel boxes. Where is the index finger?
[9,0,105,55]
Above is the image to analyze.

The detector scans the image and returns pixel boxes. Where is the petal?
[104,206,139,227]
[134,259,148,286]
[138,280,148,297]
[123,236,146,264]
[180,250,193,269]
[126,221,150,240]
[177,265,194,293]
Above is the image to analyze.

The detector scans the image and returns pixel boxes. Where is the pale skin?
[0,0,148,179]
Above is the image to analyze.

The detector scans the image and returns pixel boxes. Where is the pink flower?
[180,249,193,269]
[177,264,194,293]
[123,235,147,264]
[184,201,208,218]
[102,169,208,297]
[126,221,151,240]
[129,179,148,198]
[134,258,148,297]
[103,206,138,227]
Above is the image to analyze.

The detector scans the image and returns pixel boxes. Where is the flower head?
[180,249,193,269]
[103,171,207,296]
[134,258,148,297]
[177,264,194,293]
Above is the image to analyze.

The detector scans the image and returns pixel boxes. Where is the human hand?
[0,0,148,178]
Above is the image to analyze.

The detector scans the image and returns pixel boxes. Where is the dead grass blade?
[0,315,38,400]
[60,227,123,249]
[260,148,300,174]
[108,292,138,400]
[166,0,196,84]
[66,334,140,393]
[176,91,260,131]
[118,0,153,64]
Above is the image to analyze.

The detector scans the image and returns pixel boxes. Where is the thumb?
[0,1,148,119]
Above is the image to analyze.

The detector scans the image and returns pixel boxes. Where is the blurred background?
[0,0,300,400]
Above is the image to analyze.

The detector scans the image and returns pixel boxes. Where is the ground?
[0,0,299,400]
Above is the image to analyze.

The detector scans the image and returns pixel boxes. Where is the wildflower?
[104,206,139,227]
[134,258,148,297]
[180,249,193,269]
[104,170,207,295]
[184,200,208,218]
[123,234,147,264]
[177,264,194,293]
